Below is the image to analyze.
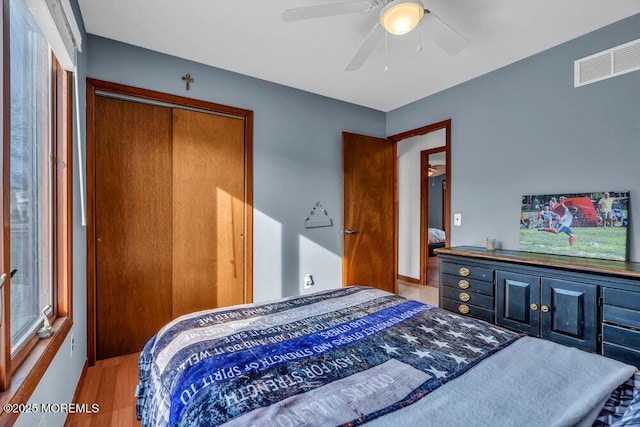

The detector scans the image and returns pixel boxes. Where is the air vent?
[574,38,640,87]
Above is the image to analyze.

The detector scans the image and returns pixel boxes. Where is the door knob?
[342,229,358,234]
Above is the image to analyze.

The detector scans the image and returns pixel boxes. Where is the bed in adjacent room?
[136,286,639,426]
[427,228,446,257]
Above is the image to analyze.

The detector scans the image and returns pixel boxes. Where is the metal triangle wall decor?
[304,202,333,229]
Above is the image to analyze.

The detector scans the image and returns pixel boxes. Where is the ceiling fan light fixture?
[380,0,425,36]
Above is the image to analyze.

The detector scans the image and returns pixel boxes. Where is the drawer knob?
[541,305,550,313]
[459,267,470,276]
[459,292,470,302]
[458,280,470,289]
[530,303,539,311]
[458,304,470,314]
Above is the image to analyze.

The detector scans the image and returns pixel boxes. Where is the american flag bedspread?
[136,286,640,426]
[136,286,520,426]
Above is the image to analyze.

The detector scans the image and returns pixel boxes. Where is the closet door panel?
[172,109,245,317]
[95,97,173,359]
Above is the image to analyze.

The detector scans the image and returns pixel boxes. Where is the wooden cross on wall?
[181,73,194,90]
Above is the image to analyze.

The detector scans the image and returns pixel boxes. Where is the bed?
[136,286,639,426]
[427,228,446,257]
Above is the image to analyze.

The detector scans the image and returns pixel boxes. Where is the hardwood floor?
[66,353,140,427]
[398,256,440,306]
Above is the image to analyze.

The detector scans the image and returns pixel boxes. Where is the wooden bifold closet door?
[95,96,245,359]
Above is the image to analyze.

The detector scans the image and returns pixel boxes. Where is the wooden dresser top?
[435,246,640,279]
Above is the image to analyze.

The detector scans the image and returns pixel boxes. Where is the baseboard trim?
[398,274,421,285]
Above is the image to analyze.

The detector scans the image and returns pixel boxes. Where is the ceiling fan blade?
[345,23,384,72]
[422,10,468,55]
[282,1,374,22]
[428,165,446,176]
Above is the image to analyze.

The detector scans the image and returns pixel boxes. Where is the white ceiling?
[78,0,640,112]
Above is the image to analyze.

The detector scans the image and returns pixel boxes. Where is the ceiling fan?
[282,0,468,71]
[428,164,446,177]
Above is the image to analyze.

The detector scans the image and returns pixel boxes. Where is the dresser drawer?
[603,288,640,311]
[441,297,494,323]
[440,274,494,296]
[603,305,640,330]
[441,262,493,282]
[602,342,640,368]
[603,324,640,351]
[441,286,493,309]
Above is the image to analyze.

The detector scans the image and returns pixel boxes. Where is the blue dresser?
[437,246,640,367]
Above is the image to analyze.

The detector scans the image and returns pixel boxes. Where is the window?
[9,0,54,355]
[0,0,73,407]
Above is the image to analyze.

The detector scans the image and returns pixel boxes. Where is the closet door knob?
[343,229,358,235]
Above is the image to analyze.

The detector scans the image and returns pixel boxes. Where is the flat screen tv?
[519,191,629,261]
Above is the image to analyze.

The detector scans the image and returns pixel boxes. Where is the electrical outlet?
[70,334,75,357]
[454,213,462,226]
[304,274,314,289]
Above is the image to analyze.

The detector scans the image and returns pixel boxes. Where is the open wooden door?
[342,132,396,293]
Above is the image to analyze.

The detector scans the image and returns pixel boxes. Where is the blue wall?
[18,12,640,425]
[387,14,640,262]
[86,35,386,300]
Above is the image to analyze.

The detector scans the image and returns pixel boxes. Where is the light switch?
[454,213,462,226]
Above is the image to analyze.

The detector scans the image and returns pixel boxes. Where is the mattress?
[135,286,638,426]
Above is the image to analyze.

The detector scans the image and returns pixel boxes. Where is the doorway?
[421,148,447,287]
[86,79,253,363]
[390,120,451,291]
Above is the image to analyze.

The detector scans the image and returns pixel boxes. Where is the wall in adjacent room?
[86,35,386,300]
[387,13,640,262]
[428,175,445,231]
